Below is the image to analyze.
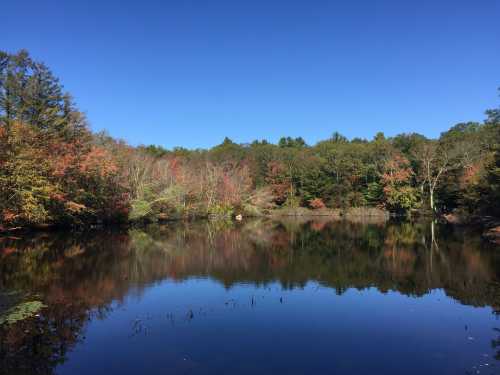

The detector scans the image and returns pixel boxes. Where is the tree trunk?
[429,188,435,212]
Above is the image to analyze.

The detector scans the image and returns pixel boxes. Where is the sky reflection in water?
[1,218,499,375]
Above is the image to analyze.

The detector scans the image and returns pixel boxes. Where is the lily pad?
[0,300,46,325]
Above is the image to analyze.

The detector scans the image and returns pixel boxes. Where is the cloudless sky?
[3,0,500,149]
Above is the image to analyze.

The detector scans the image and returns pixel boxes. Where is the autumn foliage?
[309,198,326,210]
[1,50,499,228]
[0,51,128,227]
[0,121,129,226]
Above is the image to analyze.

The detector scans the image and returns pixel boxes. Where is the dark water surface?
[1,218,500,375]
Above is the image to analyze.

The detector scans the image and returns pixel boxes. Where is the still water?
[1,218,500,375]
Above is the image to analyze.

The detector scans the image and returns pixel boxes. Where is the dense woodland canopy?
[0,50,499,228]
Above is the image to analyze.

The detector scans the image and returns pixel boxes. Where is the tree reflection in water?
[1,218,499,374]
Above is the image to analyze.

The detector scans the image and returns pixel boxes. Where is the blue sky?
[3,0,499,149]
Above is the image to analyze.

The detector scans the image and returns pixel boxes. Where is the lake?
[1,218,499,375]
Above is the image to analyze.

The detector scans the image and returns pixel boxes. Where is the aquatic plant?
[0,300,46,325]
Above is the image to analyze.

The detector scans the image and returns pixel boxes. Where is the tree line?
[1,50,499,228]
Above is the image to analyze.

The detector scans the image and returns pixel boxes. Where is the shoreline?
[2,209,499,245]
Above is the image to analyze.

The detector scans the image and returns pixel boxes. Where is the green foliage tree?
[278,136,307,148]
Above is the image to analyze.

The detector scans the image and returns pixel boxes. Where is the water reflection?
[1,218,499,374]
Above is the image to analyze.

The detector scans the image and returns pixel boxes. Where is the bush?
[129,200,154,222]
[207,204,234,218]
[309,198,326,209]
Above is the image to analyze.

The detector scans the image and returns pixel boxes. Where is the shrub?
[309,198,326,209]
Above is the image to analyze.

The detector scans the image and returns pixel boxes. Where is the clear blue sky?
[3,0,499,149]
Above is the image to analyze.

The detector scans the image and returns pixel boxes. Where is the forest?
[1,50,499,229]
